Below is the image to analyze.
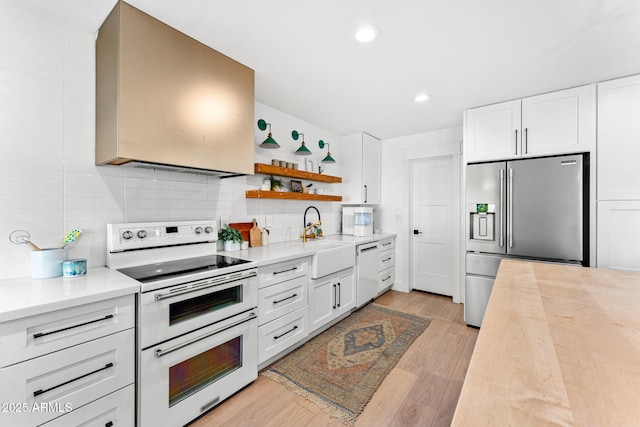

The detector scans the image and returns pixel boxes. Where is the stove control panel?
[107,220,218,252]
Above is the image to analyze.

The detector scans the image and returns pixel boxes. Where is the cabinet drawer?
[258,307,308,365]
[379,238,395,251]
[258,275,308,326]
[42,384,134,427]
[378,267,395,293]
[0,329,134,427]
[258,257,309,289]
[0,294,134,368]
[379,250,395,271]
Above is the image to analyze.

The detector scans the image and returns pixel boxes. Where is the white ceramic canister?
[30,248,67,279]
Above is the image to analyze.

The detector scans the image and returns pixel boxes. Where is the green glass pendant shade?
[260,133,280,148]
[295,142,312,155]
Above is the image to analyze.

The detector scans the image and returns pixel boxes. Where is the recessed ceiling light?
[354,25,379,43]
[414,93,430,103]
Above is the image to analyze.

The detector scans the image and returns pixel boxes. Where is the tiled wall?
[0,1,342,279]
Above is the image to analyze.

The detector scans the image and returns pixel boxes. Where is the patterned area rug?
[261,303,430,424]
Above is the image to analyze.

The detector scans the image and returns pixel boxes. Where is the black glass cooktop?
[117,255,252,283]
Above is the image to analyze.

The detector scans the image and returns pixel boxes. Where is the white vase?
[223,241,240,252]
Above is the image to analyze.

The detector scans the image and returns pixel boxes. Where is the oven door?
[140,269,257,348]
[139,310,258,427]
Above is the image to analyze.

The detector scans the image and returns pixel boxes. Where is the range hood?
[124,161,245,178]
[96,1,255,176]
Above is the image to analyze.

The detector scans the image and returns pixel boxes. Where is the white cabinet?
[597,74,640,200]
[309,268,355,332]
[341,132,381,204]
[257,257,310,367]
[597,201,640,271]
[464,85,595,162]
[378,237,396,295]
[596,74,640,271]
[0,295,135,427]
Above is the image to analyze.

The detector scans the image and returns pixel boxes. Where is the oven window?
[169,336,242,406]
[169,285,243,325]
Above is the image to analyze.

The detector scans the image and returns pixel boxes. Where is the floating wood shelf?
[254,163,342,183]
[246,190,342,202]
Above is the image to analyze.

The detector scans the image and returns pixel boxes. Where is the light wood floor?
[191,290,478,427]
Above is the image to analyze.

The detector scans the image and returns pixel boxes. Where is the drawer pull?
[382,275,392,282]
[360,246,378,253]
[201,396,220,413]
[273,266,298,275]
[105,422,114,427]
[382,242,392,246]
[274,325,298,340]
[33,362,114,397]
[33,314,114,339]
[382,257,392,262]
[273,293,298,304]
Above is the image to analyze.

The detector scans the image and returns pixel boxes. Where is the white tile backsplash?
[0,0,346,280]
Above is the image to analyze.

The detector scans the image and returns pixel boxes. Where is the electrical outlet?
[220,216,229,228]
[265,215,273,227]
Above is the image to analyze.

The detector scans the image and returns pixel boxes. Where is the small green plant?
[218,226,243,243]
[270,176,282,191]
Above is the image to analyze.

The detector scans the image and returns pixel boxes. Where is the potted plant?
[218,226,243,252]
[270,176,283,192]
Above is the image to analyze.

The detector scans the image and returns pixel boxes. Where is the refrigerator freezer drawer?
[466,253,503,277]
[465,275,494,328]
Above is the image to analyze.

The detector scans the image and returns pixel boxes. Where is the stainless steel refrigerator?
[465,154,588,327]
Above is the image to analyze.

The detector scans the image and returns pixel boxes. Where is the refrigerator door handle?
[499,169,504,247]
[508,168,513,248]
[514,130,518,155]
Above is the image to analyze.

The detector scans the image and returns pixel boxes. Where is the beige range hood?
[96,1,255,177]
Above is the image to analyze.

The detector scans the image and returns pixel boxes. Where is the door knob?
[413,229,422,235]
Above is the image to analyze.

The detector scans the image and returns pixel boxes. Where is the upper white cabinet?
[464,85,595,162]
[597,74,640,200]
[341,132,381,204]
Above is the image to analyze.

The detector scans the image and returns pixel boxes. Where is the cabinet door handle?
[106,422,114,427]
[364,185,368,203]
[514,129,518,155]
[524,127,528,154]
[382,257,392,262]
[274,325,298,340]
[333,284,337,309]
[337,283,341,307]
[273,293,297,304]
[33,362,114,397]
[360,245,378,253]
[33,314,114,339]
[382,242,392,247]
[273,266,298,275]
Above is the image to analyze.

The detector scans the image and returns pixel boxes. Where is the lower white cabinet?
[597,201,640,271]
[42,384,134,427]
[258,307,308,366]
[0,328,134,426]
[309,268,355,332]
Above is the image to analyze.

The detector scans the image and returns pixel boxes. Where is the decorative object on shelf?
[261,177,271,191]
[290,180,303,193]
[270,176,283,191]
[218,225,243,252]
[257,119,280,149]
[318,140,336,163]
[303,183,312,194]
[292,130,311,155]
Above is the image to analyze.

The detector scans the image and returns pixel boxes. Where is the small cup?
[271,159,279,166]
[286,162,293,169]
[279,160,287,167]
[292,163,299,170]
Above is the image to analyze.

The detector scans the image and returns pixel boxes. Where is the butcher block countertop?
[452,259,640,426]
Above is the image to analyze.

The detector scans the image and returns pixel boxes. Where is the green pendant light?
[292,130,311,155]
[319,140,336,163]
[257,119,280,149]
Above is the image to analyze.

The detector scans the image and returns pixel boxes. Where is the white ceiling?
[21,0,640,140]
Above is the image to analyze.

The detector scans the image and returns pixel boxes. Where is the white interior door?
[412,157,453,296]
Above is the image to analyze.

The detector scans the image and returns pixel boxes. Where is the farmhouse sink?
[293,240,355,279]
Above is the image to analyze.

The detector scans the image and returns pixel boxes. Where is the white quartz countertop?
[0,267,140,323]
[221,233,396,266]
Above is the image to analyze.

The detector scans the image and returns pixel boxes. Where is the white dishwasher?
[356,242,380,307]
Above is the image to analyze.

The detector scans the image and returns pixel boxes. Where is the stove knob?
[195,227,203,234]
[122,230,133,240]
[204,226,214,234]
[137,230,147,239]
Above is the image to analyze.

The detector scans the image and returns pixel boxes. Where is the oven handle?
[155,312,257,358]
[154,271,257,301]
